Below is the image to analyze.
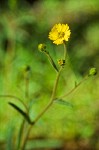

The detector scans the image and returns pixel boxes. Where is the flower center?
[58,32,65,38]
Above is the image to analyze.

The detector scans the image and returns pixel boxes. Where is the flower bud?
[89,68,97,76]
[58,59,65,66]
[38,44,46,52]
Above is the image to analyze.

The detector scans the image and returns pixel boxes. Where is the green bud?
[89,68,97,76]
[57,59,65,66]
[38,44,46,52]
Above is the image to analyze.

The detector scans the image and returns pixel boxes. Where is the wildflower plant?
[0,23,97,150]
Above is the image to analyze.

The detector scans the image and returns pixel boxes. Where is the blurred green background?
[0,0,99,149]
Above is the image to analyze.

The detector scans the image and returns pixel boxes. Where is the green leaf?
[43,51,59,72]
[54,98,73,107]
[48,53,59,72]
[8,102,31,124]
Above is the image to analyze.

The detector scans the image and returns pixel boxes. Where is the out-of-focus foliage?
[0,0,99,149]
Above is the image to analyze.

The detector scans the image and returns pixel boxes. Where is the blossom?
[48,23,71,45]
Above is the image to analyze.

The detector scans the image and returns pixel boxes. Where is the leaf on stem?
[8,102,31,124]
[54,98,73,107]
[38,43,59,72]
[43,50,59,72]
[48,53,59,72]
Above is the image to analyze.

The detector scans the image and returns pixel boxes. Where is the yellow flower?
[48,23,71,45]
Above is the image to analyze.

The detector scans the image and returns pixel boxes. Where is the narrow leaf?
[8,102,31,123]
[44,51,59,72]
[54,98,73,107]
[48,53,59,72]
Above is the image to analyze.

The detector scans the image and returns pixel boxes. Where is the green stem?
[21,43,68,150]
[25,78,29,99]
[21,67,63,150]
[24,74,30,102]
[16,119,25,150]
[35,67,62,123]
[60,76,88,99]
[63,42,67,61]
[17,68,31,149]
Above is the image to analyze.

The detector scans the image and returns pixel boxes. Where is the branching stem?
[60,76,88,99]
[21,43,68,150]
[21,67,63,150]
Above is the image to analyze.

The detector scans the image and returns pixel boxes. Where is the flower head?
[48,23,71,45]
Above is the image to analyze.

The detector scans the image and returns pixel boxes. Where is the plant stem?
[21,43,67,150]
[25,77,29,99]
[63,42,67,61]
[21,67,63,150]
[18,68,31,149]
[16,119,25,150]
[35,67,62,123]
[60,76,88,99]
